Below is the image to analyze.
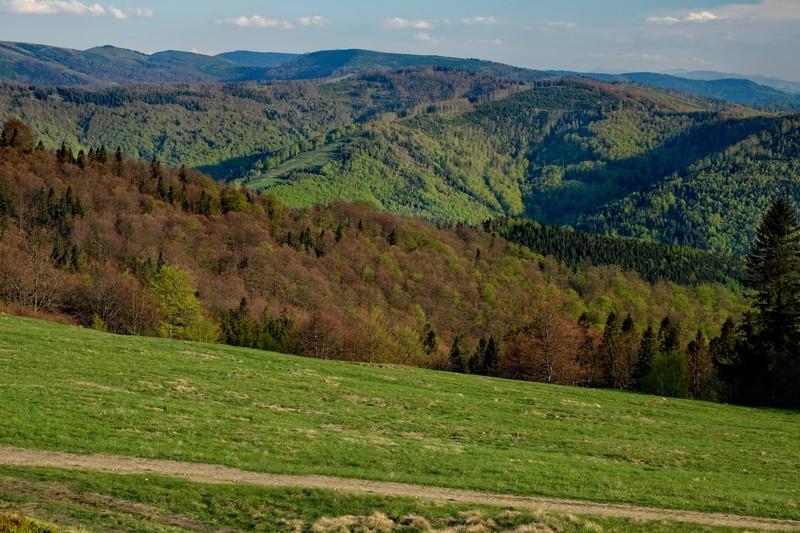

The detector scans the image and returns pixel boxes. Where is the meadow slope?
[0,315,798,521]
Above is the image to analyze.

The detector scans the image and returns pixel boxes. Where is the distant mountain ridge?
[672,70,800,95]
[576,71,800,111]
[2,40,798,110]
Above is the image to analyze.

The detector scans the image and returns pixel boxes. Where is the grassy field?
[247,141,344,190]
[0,315,799,522]
[0,466,743,532]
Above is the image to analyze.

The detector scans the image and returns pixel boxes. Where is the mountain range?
[1,41,799,110]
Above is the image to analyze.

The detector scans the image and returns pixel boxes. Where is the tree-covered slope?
[2,70,799,254]
[0,140,744,378]
[260,49,549,83]
[255,79,798,254]
[0,42,266,86]
[579,116,800,254]
[0,69,522,180]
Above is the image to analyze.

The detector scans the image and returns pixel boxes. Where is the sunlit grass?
[1,315,798,520]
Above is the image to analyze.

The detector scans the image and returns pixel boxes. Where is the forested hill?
[0,136,744,387]
[3,68,799,254]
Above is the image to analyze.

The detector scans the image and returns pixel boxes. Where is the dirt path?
[1,446,798,531]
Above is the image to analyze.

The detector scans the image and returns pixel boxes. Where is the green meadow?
[0,315,798,521]
[0,467,741,532]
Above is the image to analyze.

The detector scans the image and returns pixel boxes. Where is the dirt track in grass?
[1,446,798,531]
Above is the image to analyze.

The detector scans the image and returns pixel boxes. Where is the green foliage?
[219,298,292,352]
[643,349,691,398]
[149,265,217,342]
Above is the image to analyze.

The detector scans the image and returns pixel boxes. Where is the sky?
[1,0,799,80]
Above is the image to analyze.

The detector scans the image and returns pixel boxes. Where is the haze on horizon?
[0,0,799,81]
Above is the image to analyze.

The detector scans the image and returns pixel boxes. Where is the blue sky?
[1,0,799,79]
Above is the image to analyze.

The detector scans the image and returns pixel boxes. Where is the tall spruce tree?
[634,326,657,390]
[448,335,464,373]
[741,199,800,407]
[484,336,498,376]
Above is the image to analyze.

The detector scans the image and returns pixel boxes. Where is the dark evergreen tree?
[421,324,438,356]
[599,312,621,387]
[686,330,713,400]
[483,336,498,375]
[448,335,464,373]
[469,337,487,374]
[634,326,657,390]
[114,146,123,176]
[658,317,681,353]
[69,244,80,272]
[734,199,800,407]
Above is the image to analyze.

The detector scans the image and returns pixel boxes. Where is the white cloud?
[221,15,295,29]
[647,10,721,25]
[462,16,500,25]
[685,11,720,22]
[384,16,432,29]
[414,32,431,41]
[3,0,105,15]
[646,16,682,25]
[2,0,153,17]
[646,2,800,26]
[296,15,329,27]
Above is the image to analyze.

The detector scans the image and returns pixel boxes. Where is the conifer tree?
[686,330,713,400]
[469,337,487,374]
[114,147,123,176]
[448,335,464,372]
[599,312,621,387]
[484,336,498,375]
[737,199,800,406]
[747,199,800,350]
[634,326,657,389]
[421,324,438,356]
